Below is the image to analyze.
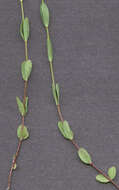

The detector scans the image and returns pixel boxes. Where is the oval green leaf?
[16,96,25,116]
[17,125,29,140]
[58,120,74,140]
[108,166,116,180]
[78,148,92,165]
[21,60,32,81]
[96,174,109,183]
[23,17,29,41]
[40,2,49,27]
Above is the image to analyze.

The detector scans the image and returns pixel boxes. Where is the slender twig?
[7,1,31,189]
[40,1,119,189]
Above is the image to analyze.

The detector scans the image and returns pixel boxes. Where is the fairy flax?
[7,1,32,189]
[40,0,119,189]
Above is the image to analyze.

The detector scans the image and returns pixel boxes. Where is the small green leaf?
[58,120,74,140]
[16,97,25,116]
[25,96,28,113]
[96,174,109,183]
[108,166,116,180]
[40,2,49,27]
[21,60,32,81]
[52,83,60,105]
[17,125,29,140]
[47,37,53,62]
[23,17,29,41]
[20,21,24,40]
[78,148,92,165]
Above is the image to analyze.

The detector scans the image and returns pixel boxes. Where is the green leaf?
[52,83,60,105]
[40,2,49,27]
[58,120,74,140]
[78,148,92,165]
[16,97,25,116]
[25,96,28,113]
[20,21,24,40]
[96,174,109,183]
[47,37,53,62]
[108,166,116,180]
[17,125,29,140]
[23,17,29,41]
[21,60,32,81]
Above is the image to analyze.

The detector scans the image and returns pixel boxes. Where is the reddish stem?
[7,81,28,190]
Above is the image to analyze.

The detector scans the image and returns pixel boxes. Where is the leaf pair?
[78,148,92,165]
[52,83,60,105]
[16,96,28,116]
[40,2,49,28]
[58,120,74,140]
[17,125,29,140]
[21,60,32,81]
[20,17,30,42]
[96,166,116,183]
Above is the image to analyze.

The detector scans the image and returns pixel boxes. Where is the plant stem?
[49,62,55,86]
[7,2,29,190]
[25,41,28,61]
[20,0,24,22]
[45,30,119,190]
[91,163,119,190]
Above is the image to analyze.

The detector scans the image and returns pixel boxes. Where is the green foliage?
[78,148,92,165]
[47,37,53,62]
[96,174,109,183]
[21,60,32,81]
[16,96,25,116]
[40,2,49,27]
[96,166,116,183]
[17,125,29,140]
[52,83,60,105]
[58,120,74,140]
[108,166,116,180]
[20,17,30,41]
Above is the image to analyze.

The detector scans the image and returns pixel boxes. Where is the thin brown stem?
[7,140,22,190]
[7,2,29,188]
[57,104,64,122]
[7,80,28,190]
[25,41,28,61]
[91,163,119,190]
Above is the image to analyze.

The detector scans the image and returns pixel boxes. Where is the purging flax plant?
[7,0,32,189]
[40,1,119,189]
